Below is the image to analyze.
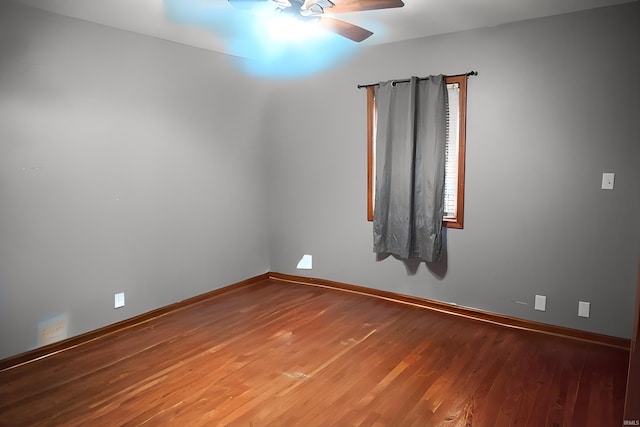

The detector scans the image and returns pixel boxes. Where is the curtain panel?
[373,75,448,262]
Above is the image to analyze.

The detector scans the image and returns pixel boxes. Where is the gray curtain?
[373,75,447,262]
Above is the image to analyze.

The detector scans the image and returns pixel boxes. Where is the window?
[367,74,468,229]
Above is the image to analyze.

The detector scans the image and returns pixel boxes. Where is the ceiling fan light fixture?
[300,4,324,17]
[316,0,335,9]
[229,0,402,43]
[266,13,324,42]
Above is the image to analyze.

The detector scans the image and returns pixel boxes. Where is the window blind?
[444,83,460,218]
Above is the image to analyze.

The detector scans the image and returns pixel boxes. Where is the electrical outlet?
[601,173,615,190]
[534,295,547,311]
[114,292,125,309]
[578,301,590,318]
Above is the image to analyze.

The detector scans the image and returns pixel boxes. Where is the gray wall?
[266,2,640,339]
[0,2,271,359]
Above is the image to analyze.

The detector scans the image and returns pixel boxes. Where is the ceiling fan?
[227,0,405,42]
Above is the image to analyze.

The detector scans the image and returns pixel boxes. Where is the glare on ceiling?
[164,0,358,78]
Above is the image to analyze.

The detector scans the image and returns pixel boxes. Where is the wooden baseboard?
[0,273,269,372]
[269,272,631,350]
[2,270,629,372]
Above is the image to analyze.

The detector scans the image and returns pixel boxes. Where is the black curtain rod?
[357,71,478,89]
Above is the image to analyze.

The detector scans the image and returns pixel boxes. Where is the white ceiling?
[11,0,637,56]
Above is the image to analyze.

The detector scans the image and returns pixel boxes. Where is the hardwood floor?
[0,278,629,426]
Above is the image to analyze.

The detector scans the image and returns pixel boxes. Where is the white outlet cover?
[114,292,125,309]
[534,295,547,311]
[578,301,590,318]
[601,173,615,190]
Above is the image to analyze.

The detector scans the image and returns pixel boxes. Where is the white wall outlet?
[601,173,615,190]
[578,301,590,318]
[114,292,125,309]
[534,295,547,311]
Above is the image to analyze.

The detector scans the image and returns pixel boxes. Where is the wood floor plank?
[0,278,629,426]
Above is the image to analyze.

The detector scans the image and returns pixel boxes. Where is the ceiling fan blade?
[302,0,334,9]
[329,0,404,13]
[319,17,373,42]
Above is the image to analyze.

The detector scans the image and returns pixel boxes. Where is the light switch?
[601,173,615,190]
